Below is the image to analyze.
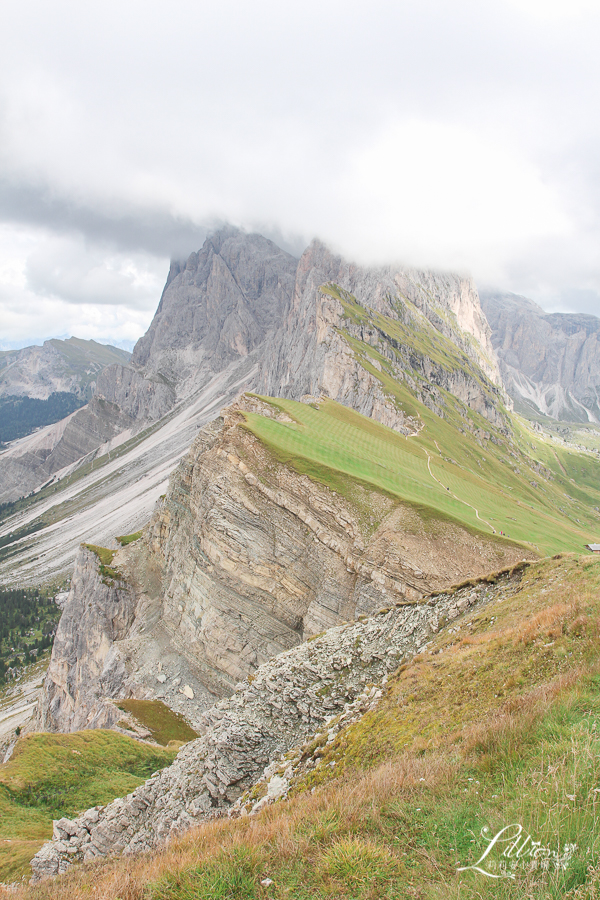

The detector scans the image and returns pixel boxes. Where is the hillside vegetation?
[0,731,177,883]
[6,553,599,898]
[0,586,60,682]
[243,390,600,556]
[0,394,85,444]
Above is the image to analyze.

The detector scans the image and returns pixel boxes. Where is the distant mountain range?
[0,338,131,444]
[480,291,600,423]
[0,337,131,401]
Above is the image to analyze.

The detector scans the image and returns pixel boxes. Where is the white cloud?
[326,121,571,275]
[504,0,600,21]
[0,225,163,345]
[0,0,600,340]
[25,234,166,308]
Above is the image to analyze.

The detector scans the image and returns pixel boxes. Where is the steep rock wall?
[257,240,507,431]
[481,291,600,423]
[36,397,527,735]
[31,566,527,880]
[35,548,137,732]
[131,227,298,400]
[0,229,298,502]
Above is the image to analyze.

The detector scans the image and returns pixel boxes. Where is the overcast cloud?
[1,0,599,348]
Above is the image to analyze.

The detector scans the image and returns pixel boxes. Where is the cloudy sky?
[1,0,600,349]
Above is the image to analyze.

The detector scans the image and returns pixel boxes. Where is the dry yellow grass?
[5,554,600,899]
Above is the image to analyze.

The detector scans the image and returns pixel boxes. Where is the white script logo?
[457,823,577,879]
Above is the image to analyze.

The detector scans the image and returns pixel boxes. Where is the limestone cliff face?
[150,394,518,693]
[257,240,506,431]
[0,228,505,504]
[36,548,137,733]
[131,227,298,402]
[37,396,527,735]
[93,364,176,423]
[31,566,527,880]
[481,291,600,422]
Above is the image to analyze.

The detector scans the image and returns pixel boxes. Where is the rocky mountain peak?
[481,290,600,422]
[131,227,298,378]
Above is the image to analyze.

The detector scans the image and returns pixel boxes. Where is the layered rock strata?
[35,548,137,733]
[36,396,526,734]
[30,565,527,881]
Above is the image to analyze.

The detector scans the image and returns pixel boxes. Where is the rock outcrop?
[257,240,507,432]
[36,548,137,733]
[30,565,527,880]
[131,228,298,401]
[1,227,506,506]
[36,395,527,735]
[481,291,600,422]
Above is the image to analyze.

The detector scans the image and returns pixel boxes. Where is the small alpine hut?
[585,544,600,553]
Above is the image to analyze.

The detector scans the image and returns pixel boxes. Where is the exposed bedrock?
[36,397,527,736]
[35,548,137,733]
[257,239,507,431]
[30,567,527,881]
[481,290,600,423]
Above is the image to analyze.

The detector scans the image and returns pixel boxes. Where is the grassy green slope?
[243,395,600,556]
[0,730,176,883]
[19,554,600,899]
[237,281,600,556]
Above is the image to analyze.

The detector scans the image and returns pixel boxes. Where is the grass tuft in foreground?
[8,554,600,899]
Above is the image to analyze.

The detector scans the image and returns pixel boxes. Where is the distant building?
[585,544,600,553]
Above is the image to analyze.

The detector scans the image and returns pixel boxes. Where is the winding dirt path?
[421,446,496,534]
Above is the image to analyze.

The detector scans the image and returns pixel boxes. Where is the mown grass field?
[0,731,176,883]
[240,281,600,557]
[10,553,600,899]
[242,394,600,556]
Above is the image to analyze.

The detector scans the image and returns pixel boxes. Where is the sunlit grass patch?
[82,544,121,582]
[317,836,400,891]
[0,730,176,882]
[242,393,600,555]
[116,531,143,546]
[116,699,198,746]
[148,846,263,900]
